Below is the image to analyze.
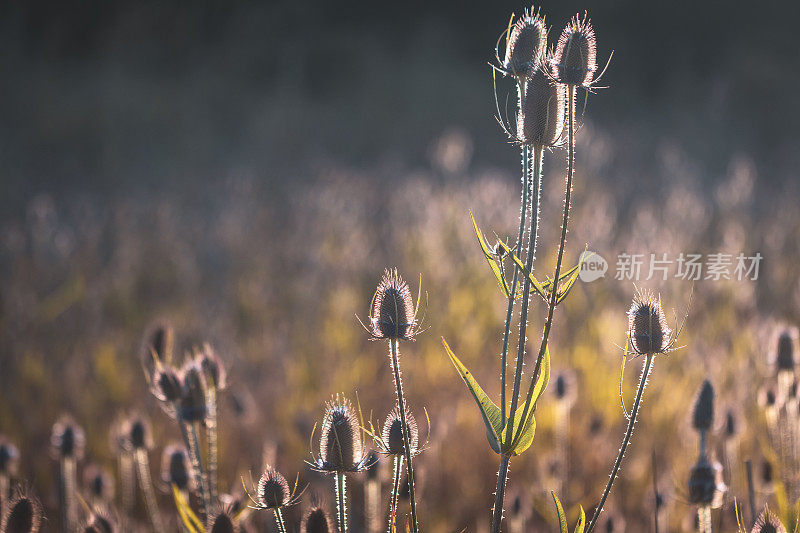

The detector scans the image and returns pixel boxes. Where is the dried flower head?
[207,506,239,533]
[517,63,566,147]
[301,505,335,533]
[51,415,85,459]
[123,414,152,451]
[256,466,291,509]
[687,456,726,508]
[502,8,547,78]
[196,343,227,390]
[0,437,20,476]
[151,366,183,404]
[753,507,787,533]
[161,444,191,490]
[381,406,420,457]
[83,464,115,502]
[692,380,715,432]
[312,396,369,473]
[552,13,597,87]
[774,328,798,373]
[179,363,208,422]
[1,492,42,533]
[627,289,672,356]
[369,269,418,340]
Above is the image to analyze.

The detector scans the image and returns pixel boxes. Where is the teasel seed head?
[753,507,787,533]
[517,63,566,147]
[314,396,369,473]
[774,328,797,373]
[196,343,227,390]
[0,437,20,476]
[692,380,714,432]
[257,466,291,509]
[161,444,191,490]
[627,289,671,356]
[503,8,547,79]
[552,13,597,87]
[301,505,335,533]
[179,362,208,422]
[687,455,726,508]
[370,268,417,340]
[83,464,115,502]
[207,506,239,533]
[382,406,420,456]
[758,383,779,410]
[123,414,152,451]
[51,415,85,459]
[151,365,182,404]
[1,492,42,533]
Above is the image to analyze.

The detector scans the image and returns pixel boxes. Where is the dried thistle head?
[503,8,547,79]
[207,506,239,533]
[517,63,566,147]
[256,466,291,509]
[161,444,191,490]
[83,464,115,502]
[1,491,42,533]
[51,415,85,459]
[301,504,335,533]
[0,437,20,476]
[179,362,208,422]
[687,456,726,509]
[151,365,183,404]
[552,13,597,87]
[381,406,420,457]
[369,269,418,340]
[627,289,672,356]
[774,328,798,373]
[313,396,369,473]
[692,380,715,432]
[753,507,787,533]
[123,414,152,451]
[196,343,227,390]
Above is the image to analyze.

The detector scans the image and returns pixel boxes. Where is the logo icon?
[579,251,607,282]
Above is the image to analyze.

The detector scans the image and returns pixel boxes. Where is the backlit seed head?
[161,444,191,490]
[553,13,597,87]
[179,363,208,422]
[124,414,152,450]
[0,437,20,476]
[518,64,566,147]
[318,396,366,472]
[774,328,797,373]
[83,464,115,502]
[758,383,778,410]
[370,269,417,340]
[257,466,291,509]
[628,289,671,355]
[692,380,715,432]
[753,507,787,533]
[687,456,726,508]
[207,506,239,533]
[141,320,175,374]
[1,492,42,533]
[302,505,335,533]
[51,415,85,459]
[382,406,419,456]
[503,8,547,78]
[196,343,227,390]
[152,366,182,403]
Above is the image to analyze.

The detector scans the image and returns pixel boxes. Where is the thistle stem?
[206,384,219,502]
[491,454,511,533]
[698,505,712,533]
[389,455,405,533]
[177,411,209,519]
[389,338,419,533]
[135,448,165,533]
[60,456,77,530]
[335,471,348,533]
[119,451,135,514]
[586,353,654,533]
[275,507,288,533]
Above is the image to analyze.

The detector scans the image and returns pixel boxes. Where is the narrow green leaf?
[497,239,547,300]
[551,492,568,533]
[509,341,551,455]
[470,212,511,298]
[172,484,202,533]
[442,337,503,453]
[574,506,586,533]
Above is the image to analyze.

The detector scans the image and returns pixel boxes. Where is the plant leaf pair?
[552,492,585,533]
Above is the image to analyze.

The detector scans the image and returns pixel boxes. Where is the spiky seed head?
[1,493,42,533]
[302,506,335,533]
[257,466,291,509]
[553,13,597,87]
[370,269,417,340]
[142,321,175,373]
[518,64,566,147]
[628,290,671,355]
[503,9,547,78]
[179,363,207,421]
[83,464,114,502]
[319,397,364,472]
[692,380,715,432]
[161,444,191,490]
[152,366,182,403]
[124,415,151,450]
[207,507,239,533]
[687,456,726,508]
[196,343,227,390]
[753,507,787,533]
[775,329,797,373]
[0,437,20,476]
[382,406,419,456]
[51,415,85,459]
[83,512,117,533]
[758,383,778,409]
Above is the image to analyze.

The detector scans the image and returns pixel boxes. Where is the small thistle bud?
[161,444,191,490]
[382,406,419,456]
[0,437,20,476]
[151,366,182,403]
[196,343,227,390]
[302,505,335,533]
[124,415,152,450]
[752,507,787,533]
[627,290,671,356]
[51,416,85,459]
[83,464,115,502]
[692,380,715,432]
[370,269,417,340]
[553,13,597,87]
[518,65,566,147]
[207,507,239,533]
[775,329,797,373]
[318,396,367,472]
[503,9,547,78]
[179,363,207,421]
[257,466,291,509]
[1,493,42,533]
[687,456,726,508]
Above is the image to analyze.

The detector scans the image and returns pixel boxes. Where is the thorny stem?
[60,456,77,530]
[275,507,288,533]
[390,338,419,533]
[176,410,209,519]
[586,353,654,533]
[491,454,511,533]
[335,471,348,533]
[119,451,135,514]
[135,448,165,533]
[206,384,219,502]
[189,421,212,518]
[698,505,712,533]
[389,455,405,533]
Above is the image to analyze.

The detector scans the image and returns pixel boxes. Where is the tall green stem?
[176,411,209,519]
[389,338,419,533]
[275,507,288,533]
[135,449,165,533]
[389,455,405,532]
[335,472,348,533]
[586,353,654,533]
